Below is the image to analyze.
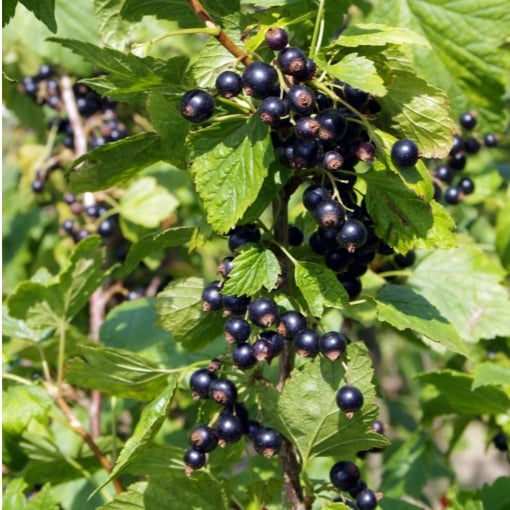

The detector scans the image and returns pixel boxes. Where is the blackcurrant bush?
[444,186,462,205]
[228,224,261,252]
[391,139,419,168]
[180,89,215,123]
[484,133,498,147]
[201,280,223,311]
[265,27,289,51]
[183,447,206,473]
[295,116,320,140]
[208,378,238,406]
[459,111,477,130]
[286,85,315,116]
[293,328,320,358]
[276,310,307,340]
[356,489,378,510]
[215,413,244,445]
[277,46,307,76]
[303,184,331,212]
[434,164,454,184]
[190,368,217,400]
[316,108,347,141]
[336,385,364,414]
[319,331,348,361]
[313,199,345,228]
[459,176,474,195]
[258,96,289,125]
[329,460,361,491]
[449,134,465,155]
[242,62,279,99]
[336,219,368,253]
[288,224,304,246]
[215,70,243,98]
[253,427,283,458]
[190,424,218,453]
[322,150,344,171]
[232,343,257,370]
[224,317,251,344]
[248,297,279,327]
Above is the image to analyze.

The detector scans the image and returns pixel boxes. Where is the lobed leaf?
[472,362,510,390]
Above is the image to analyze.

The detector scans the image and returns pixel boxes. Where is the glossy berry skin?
[291,139,321,169]
[222,294,251,315]
[287,85,315,116]
[295,116,320,139]
[293,328,320,358]
[444,186,462,205]
[459,111,477,130]
[319,332,348,361]
[259,330,285,357]
[258,96,289,125]
[277,46,307,76]
[449,134,465,155]
[180,89,215,123]
[336,385,364,413]
[228,224,261,252]
[277,311,307,340]
[464,136,481,154]
[224,317,251,344]
[215,70,243,98]
[459,176,475,195]
[339,275,362,300]
[242,62,279,99]
[201,281,223,311]
[322,151,344,171]
[329,460,361,491]
[97,218,116,237]
[448,151,466,170]
[316,108,347,141]
[251,337,274,362]
[434,164,454,184]
[288,224,304,246]
[217,256,235,277]
[215,413,244,444]
[232,343,257,370]
[394,251,416,268]
[190,368,217,400]
[303,184,331,211]
[183,447,206,471]
[190,424,218,453]
[325,249,350,273]
[265,27,289,51]
[493,431,508,451]
[61,219,75,234]
[208,378,238,406]
[295,58,317,81]
[391,139,419,168]
[336,219,368,253]
[356,489,378,510]
[248,297,279,327]
[313,199,345,228]
[484,133,498,147]
[31,179,44,193]
[253,427,283,458]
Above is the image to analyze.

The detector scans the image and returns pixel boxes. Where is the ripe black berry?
[316,108,347,141]
[444,186,462,205]
[253,427,283,458]
[322,151,344,171]
[276,310,307,340]
[293,328,320,358]
[459,111,477,130]
[319,331,348,361]
[484,133,498,147]
[248,297,279,327]
[242,62,279,99]
[291,139,321,168]
[459,176,474,195]
[180,89,215,123]
[215,413,244,445]
[224,317,251,344]
[288,224,304,246]
[61,219,75,234]
[448,151,466,170]
[287,85,315,116]
[343,83,369,109]
[449,134,465,155]
[394,251,416,268]
[215,70,243,98]
[434,164,454,184]
[217,256,235,277]
[228,224,261,252]
[265,27,289,51]
[303,184,331,211]
[313,199,345,228]
[336,385,364,414]
[464,136,481,154]
[259,330,284,357]
[208,378,238,406]
[295,116,320,139]
[232,343,257,370]
[493,431,508,451]
[222,293,251,315]
[201,281,223,311]
[356,489,378,510]
[97,218,116,237]
[329,460,361,491]
[251,337,274,362]
[325,248,350,272]
[258,96,289,125]
[336,219,368,253]
[277,46,307,76]
[31,179,44,193]
[190,368,217,400]
[183,447,206,473]
[391,139,419,168]
[190,424,218,452]
[338,275,362,299]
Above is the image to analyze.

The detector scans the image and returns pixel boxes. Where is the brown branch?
[60,76,87,158]
[187,0,253,66]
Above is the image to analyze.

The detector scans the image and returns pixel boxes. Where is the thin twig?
[60,76,87,158]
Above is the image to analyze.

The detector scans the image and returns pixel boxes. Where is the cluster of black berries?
[329,459,380,509]
[20,65,128,194]
[432,111,499,205]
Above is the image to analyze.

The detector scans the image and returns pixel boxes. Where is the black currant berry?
[232,343,257,370]
[295,116,320,139]
[276,310,307,340]
[183,447,206,474]
[228,224,261,252]
[293,328,320,358]
[444,186,462,205]
[322,151,344,171]
[242,62,279,99]
[215,413,244,445]
[31,179,44,193]
[73,229,90,242]
[464,136,481,154]
[97,218,116,237]
[248,297,279,327]
[222,293,251,316]
[265,27,289,51]
[208,378,238,406]
[288,224,304,246]
[215,70,243,98]
[338,275,362,300]
[493,431,508,452]
[394,251,416,268]
[201,281,223,311]
[180,89,215,123]
[336,385,364,414]
[459,176,474,195]
[343,83,369,109]
[449,134,465,155]
[325,248,350,272]
[316,108,347,141]
[313,199,345,228]
[294,58,317,81]
[319,331,348,361]
[459,111,477,130]
[258,96,289,125]
[356,489,378,510]
[259,330,285,357]
[484,133,498,147]
[448,151,466,170]
[391,139,419,168]
[224,317,251,344]
[329,460,361,491]
[434,164,454,184]
[355,141,376,162]
[61,219,75,234]
[251,337,274,362]
[303,184,331,212]
[253,427,283,458]
[291,139,321,169]
[217,256,235,278]
[246,419,262,439]
[190,368,217,400]
[287,85,315,116]
[336,219,368,253]
[277,46,307,76]
[190,424,218,453]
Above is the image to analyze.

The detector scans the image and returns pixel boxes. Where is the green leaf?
[362,167,456,253]
[472,362,510,390]
[191,115,275,233]
[480,477,510,510]
[408,245,510,342]
[93,0,131,50]
[495,201,510,271]
[221,245,281,296]
[294,261,349,317]
[367,0,510,132]
[64,345,170,400]
[68,133,164,192]
[20,0,56,33]
[119,177,179,229]
[124,226,195,274]
[325,53,387,96]
[257,343,387,465]
[379,499,424,510]
[2,480,58,510]
[155,277,225,351]
[7,236,108,330]
[374,284,467,357]
[98,482,146,510]
[108,379,178,479]
[2,0,18,28]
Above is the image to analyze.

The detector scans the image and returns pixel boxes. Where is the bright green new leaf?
[98,482,146,510]
[155,277,225,351]
[191,115,275,233]
[2,479,58,510]
[294,261,349,317]
[408,245,510,342]
[93,0,131,50]
[221,245,281,296]
[472,362,510,390]
[119,177,179,229]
